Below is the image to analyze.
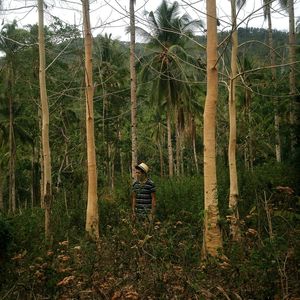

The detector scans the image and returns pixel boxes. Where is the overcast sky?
[1,0,299,40]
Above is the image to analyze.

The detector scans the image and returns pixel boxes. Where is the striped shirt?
[132,178,156,214]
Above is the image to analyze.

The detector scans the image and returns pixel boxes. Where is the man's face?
[136,169,145,181]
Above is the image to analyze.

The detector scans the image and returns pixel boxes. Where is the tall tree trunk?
[38,0,52,241]
[288,0,296,152]
[83,0,100,241]
[167,80,174,177]
[193,136,199,174]
[118,126,124,177]
[266,4,281,162]
[228,0,240,241]
[8,75,16,214]
[31,142,37,209]
[130,0,138,178]
[167,109,174,177]
[175,118,180,176]
[202,0,223,258]
[192,116,199,174]
[38,107,44,208]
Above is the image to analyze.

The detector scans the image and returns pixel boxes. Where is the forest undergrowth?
[0,163,299,299]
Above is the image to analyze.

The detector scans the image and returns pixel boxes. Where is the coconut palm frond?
[134,26,153,41]
[278,0,288,11]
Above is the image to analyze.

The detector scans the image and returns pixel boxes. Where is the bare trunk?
[192,134,199,174]
[192,115,199,174]
[130,0,138,178]
[228,0,240,241]
[288,0,296,152]
[267,6,281,162]
[83,0,100,241]
[167,110,174,177]
[175,119,180,176]
[7,66,16,214]
[31,142,39,209]
[8,87,16,214]
[202,0,223,258]
[38,107,44,208]
[38,0,52,241]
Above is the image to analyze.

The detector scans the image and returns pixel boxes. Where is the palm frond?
[134,26,153,42]
[278,0,288,10]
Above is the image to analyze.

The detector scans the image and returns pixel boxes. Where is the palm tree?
[138,0,201,177]
[93,34,129,187]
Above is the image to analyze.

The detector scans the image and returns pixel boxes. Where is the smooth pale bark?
[288,0,296,152]
[228,0,240,241]
[130,0,138,178]
[193,135,199,174]
[38,0,52,240]
[82,0,100,241]
[192,116,199,174]
[202,0,223,258]
[266,3,281,162]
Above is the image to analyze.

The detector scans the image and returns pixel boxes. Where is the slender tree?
[278,0,297,151]
[130,0,138,178]
[263,0,282,162]
[228,0,241,241]
[202,0,223,258]
[82,0,100,241]
[287,0,297,152]
[38,0,52,240]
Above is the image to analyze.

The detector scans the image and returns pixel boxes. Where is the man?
[132,162,156,220]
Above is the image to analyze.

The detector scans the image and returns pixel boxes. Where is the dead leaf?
[57,275,75,286]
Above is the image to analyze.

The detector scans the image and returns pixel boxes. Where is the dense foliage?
[0,164,299,298]
[0,2,299,298]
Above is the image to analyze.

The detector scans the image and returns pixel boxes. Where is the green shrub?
[0,214,13,257]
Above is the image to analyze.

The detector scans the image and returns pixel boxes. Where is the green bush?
[0,214,13,257]
[154,176,204,222]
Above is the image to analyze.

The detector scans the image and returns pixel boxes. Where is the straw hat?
[135,162,149,174]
